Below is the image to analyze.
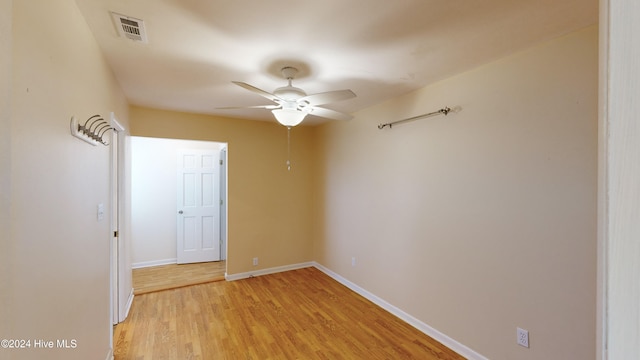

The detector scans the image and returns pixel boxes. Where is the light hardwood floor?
[115,267,464,359]
[132,261,226,295]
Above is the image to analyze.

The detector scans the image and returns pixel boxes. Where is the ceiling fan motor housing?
[274,67,306,101]
[274,86,306,101]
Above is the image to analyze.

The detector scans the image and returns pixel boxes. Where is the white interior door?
[110,125,120,326]
[177,149,221,264]
[110,114,129,327]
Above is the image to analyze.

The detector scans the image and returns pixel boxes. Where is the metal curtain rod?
[377,107,451,129]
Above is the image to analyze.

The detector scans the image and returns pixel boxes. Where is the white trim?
[110,112,125,132]
[105,348,114,360]
[224,262,314,281]
[122,288,134,321]
[601,0,640,357]
[132,258,177,269]
[597,0,609,358]
[312,262,489,360]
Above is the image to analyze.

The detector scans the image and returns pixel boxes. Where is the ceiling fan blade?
[216,104,280,110]
[299,89,356,106]
[232,81,281,103]
[307,106,353,121]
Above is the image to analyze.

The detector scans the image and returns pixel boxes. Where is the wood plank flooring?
[115,267,465,360]
[132,261,226,295]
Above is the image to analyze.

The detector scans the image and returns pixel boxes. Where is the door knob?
[178,210,183,214]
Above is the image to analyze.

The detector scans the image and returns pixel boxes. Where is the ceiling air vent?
[111,12,148,43]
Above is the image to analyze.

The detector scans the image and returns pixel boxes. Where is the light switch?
[97,203,105,221]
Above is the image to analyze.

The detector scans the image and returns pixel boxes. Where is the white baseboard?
[132,258,176,269]
[225,262,314,281]
[312,262,488,360]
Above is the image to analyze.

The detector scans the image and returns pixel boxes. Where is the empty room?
[3,1,639,360]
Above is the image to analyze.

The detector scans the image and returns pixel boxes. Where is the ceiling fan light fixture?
[272,109,306,127]
[226,65,355,125]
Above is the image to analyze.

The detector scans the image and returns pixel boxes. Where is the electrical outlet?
[252,257,258,266]
[351,257,356,267]
[517,327,529,348]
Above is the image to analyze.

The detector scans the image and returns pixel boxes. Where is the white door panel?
[177,149,220,264]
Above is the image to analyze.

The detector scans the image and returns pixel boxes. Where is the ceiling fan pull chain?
[286,126,292,171]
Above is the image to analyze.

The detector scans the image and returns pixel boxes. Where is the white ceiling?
[75,0,597,125]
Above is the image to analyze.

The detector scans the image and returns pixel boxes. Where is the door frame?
[598,0,640,359]
[220,147,228,261]
[110,113,126,328]
[129,137,228,271]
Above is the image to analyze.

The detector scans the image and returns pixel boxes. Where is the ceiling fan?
[219,66,356,127]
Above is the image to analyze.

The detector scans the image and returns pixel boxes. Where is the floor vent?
[111,12,148,43]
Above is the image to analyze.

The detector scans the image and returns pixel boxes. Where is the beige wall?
[0,0,12,355]
[130,107,315,275]
[7,1,129,359]
[314,26,598,359]
[1,4,604,359]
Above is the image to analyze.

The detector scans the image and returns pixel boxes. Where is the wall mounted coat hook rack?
[70,114,114,146]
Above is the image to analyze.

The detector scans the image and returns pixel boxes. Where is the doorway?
[130,137,228,277]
